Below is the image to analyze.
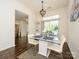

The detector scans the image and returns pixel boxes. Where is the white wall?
[68,19,79,59]
[0,0,36,51]
[34,14,42,34]
[15,20,28,37]
[0,0,15,51]
[68,0,79,59]
[20,20,27,36]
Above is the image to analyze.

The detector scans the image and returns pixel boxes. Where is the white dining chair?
[28,34,38,45]
[48,35,66,59]
[28,34,39,55]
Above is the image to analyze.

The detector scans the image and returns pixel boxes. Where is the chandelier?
[40,1,46,17]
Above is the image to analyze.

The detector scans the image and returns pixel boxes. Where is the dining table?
[33,35,61,57]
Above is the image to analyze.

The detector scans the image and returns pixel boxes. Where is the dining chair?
[28,34,39,55]
[48,35,66,59]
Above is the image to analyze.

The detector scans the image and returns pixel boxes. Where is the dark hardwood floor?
[15,36,33,56]
[18,42,74,59]
[0,36,33,59]
[0,36,74,59]
[0,47,16,59]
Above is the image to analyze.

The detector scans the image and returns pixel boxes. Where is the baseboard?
[0,45,15,52]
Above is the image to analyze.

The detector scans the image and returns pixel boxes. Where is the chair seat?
[48,35,66,54]
[48,43,62,53]
[28,34,39,45]
[29,39,38,45]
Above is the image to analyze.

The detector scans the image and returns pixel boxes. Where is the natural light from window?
[42,15,59,36]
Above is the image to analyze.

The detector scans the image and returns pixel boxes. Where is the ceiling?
[17,0,69,13]
[15,10,28,21]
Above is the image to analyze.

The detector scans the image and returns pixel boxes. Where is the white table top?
[33,36,61,45]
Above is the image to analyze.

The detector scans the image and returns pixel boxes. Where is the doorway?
[15,10,30,56]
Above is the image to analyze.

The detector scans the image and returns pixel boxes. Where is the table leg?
[38,40,51,57]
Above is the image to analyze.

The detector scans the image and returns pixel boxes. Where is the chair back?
[28,34,38,45]
[28,34,34,39]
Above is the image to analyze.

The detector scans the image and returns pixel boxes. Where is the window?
[42,15,59,36]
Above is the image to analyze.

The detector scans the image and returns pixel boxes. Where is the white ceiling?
[17,0,69,12]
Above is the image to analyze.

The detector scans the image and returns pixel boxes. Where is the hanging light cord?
[40,0,46,17]
[41,1,44,9]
